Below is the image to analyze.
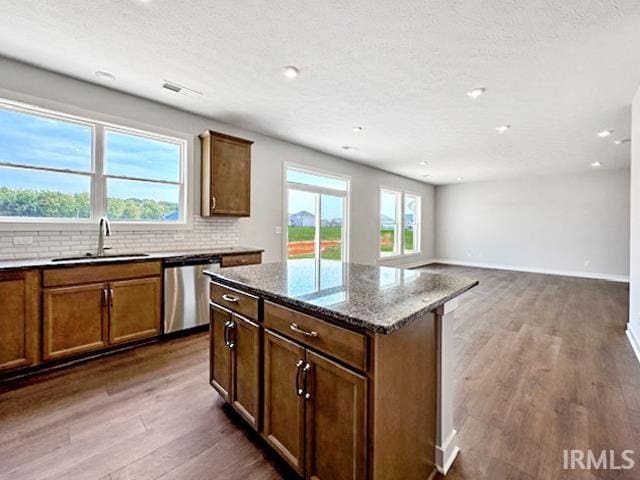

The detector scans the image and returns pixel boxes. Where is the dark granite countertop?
[0,246,264,272]
[204,260,478,334]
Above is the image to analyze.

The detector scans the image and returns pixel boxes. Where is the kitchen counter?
[204,259,478,334]
[0,246,264,272]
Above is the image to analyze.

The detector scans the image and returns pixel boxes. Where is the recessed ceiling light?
[283,65,300,79]
[457,176,463,181]
[597,129,613,138]
[419,161,427,166]
[352,126,363,133]
[466,87,486,99]
[94,71,115,81]
[614,138,631,145]
[591,161,603,167]
[496,125,510,134]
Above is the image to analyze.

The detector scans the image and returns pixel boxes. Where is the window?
[0,100,186,224]
[379,188,421,257]
[285,165,349,263]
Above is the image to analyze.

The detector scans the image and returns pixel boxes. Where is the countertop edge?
[206,272,479,335]
[0,247,265,272]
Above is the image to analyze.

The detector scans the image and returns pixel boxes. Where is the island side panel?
[368,311,438,480]
[435,299,460,474]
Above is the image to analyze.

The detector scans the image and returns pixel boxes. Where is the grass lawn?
[288,226,414,258]
[287,226,342,242]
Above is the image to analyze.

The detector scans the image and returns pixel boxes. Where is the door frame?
[282,162,351,264]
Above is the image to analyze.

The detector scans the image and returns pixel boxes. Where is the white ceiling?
[0,0,638,185]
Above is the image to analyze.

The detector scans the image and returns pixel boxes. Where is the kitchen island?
[204,260,478,480]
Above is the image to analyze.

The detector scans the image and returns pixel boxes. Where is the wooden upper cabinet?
[43,283,108,361]
[109,277,161,345]
[200,130,253,217]
[0,270,40,372]
[305,350,366,480]
[263,330,306,476]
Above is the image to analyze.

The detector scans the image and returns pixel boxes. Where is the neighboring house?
[288,210,315,227]
[380,214,395,227]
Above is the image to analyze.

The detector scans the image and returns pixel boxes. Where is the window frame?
[379,186,422,259]
[0,97,190,231]
[283,162,351,264]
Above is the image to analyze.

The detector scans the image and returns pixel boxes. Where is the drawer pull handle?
[221,294,239,303]
[290,323,318,338]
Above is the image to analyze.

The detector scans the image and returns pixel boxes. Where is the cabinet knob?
[211,196,216,211]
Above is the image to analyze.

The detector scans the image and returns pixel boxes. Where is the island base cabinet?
[109,277,161,345]
[0,270,40,372]
[43,283,108,361]
[263,330,306,475]
[305,350,366,480]
[263,330,366,480]
[210,305,260,428]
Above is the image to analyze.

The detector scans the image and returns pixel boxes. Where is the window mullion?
[93,124,106,219]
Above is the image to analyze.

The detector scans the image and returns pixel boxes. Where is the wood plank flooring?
[0,265,638,479]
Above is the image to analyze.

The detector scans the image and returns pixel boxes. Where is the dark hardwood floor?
[0,265,637,480]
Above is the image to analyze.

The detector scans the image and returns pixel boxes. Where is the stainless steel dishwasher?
[164,257,219,334]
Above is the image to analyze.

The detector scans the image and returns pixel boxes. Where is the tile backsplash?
[0,216,240,260]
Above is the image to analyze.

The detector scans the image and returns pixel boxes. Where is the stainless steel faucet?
[97,217,112,256]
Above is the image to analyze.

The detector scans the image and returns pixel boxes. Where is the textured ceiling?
[0,0,639,184]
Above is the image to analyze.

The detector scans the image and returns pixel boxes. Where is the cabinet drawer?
[210,282,259,321]
[43,261,162,287]
[264,301,366,371]
[220,253,262,268]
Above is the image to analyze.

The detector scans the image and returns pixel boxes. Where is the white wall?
[628,87,640,355]
[0,57,435,266]
[435,169,630,280]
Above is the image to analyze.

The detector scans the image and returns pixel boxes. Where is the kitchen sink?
[51,253,150,262]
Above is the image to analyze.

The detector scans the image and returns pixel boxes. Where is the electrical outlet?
[584,260,591,268]
[275,226,282,235]
[13,236,34,245]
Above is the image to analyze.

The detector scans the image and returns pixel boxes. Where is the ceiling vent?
[162,81,203,97]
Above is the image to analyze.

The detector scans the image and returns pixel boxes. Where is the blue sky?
[288,189,344,221]
[0,108,180,202]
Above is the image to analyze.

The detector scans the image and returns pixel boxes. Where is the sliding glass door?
[286,166,348,263]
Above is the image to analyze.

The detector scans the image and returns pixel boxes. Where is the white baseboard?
[419,258,629,283]
[627,324,640,366]
[435,428,460,475]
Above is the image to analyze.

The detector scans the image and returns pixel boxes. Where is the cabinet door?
[263,329,306,475]
[231,314,260,429]
[305,350,366,480]
[108,277,161,345]
[210,306,232,402]
[211,136,251,216]
[43,283,108,361]
[0,270,40,372]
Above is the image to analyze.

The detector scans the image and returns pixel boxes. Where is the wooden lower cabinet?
[44,271,162,362]
[43,283,108,361]
[210,304,261,427]
[210,306,232,401]
[262,330,366,480]
[305,350,366,480]
[263,330,306,475]
[0,270,40,372]
[109,277,161,345]
[231,314,260,428]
